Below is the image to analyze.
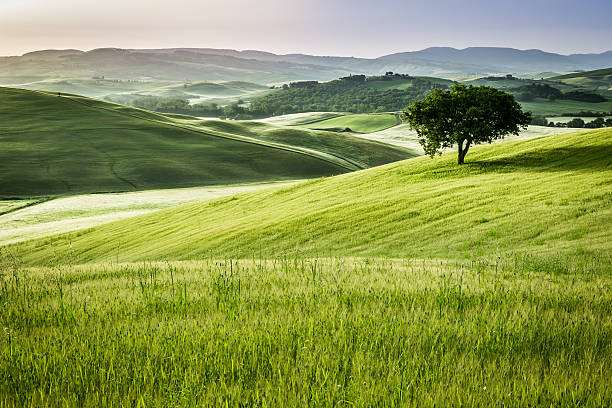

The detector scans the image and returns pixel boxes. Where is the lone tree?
[402,84,531,164]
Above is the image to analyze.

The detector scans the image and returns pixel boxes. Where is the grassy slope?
[167,118,416,169]
[0,87,412,197]
[257,112,346,126]
[11,128,611,266]
[0,181,300,246]
[300,113,399,133]
[550,68,612,90]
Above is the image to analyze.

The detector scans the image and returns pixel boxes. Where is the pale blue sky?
[1,0,610,56]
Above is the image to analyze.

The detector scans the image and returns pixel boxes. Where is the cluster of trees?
[513,84,608,103]
[130,97,224,117]
[248,76,448,117]
[118,75,447,120]
[531,115,612,128]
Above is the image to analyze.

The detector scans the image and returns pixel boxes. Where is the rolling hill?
[2,47,612,86]
[10,128,611,267]
[0,87,414,197]
[551,67,612,92]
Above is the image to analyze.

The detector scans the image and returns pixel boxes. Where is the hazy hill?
[1,47,611,84]
[0,87,413,197]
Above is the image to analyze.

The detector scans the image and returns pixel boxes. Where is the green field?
[0,181,299,246]
[0,87,413,197]
[1,128,610,406]
[10,128,611,265]
[1,257,609,406]
[518,98,612,116]
[258,112,347,126]
[299,113,399,133]
[550,68,612,92]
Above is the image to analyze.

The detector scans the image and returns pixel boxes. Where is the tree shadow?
[467,145,612,173]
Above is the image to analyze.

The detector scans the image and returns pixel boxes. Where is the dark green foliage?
[585,117,606,128]
[403,84,531,164]
[514,84,563,101]
[530,116,549,126]
[566,118,586,128]
[563,90,608,103]
[247,76,448,117]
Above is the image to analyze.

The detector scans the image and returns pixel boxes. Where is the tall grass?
[1,255,609,406]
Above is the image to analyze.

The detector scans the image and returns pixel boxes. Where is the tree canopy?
[402,84,531,164]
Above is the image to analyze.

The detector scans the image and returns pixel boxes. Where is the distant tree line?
[531,115,612,128]
[129,97,224,117]
[113,75,448,120]
[513,84,607,103]
[247,75,449,117]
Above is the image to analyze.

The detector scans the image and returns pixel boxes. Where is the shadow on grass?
[468,145,612,172]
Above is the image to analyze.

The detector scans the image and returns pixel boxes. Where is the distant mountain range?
[1,47,611,83]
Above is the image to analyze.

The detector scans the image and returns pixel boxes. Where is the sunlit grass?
[0,256,609,406]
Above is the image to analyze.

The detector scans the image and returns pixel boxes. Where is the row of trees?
[531,115,612,128]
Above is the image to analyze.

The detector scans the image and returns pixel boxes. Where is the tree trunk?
[457,139,471,165]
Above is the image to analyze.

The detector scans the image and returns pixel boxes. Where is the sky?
[1,0,611,57]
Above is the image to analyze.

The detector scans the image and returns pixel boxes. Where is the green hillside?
[551,67,612,90]
[0,87,413,197]
[300,113,399,133]
[11,128,611,266]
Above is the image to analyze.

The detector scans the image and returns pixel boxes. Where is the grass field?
[518,98,612,116]
[257,112,347,126]
[0,87,412,197]
[300,113,399,133]
[10,128,611,266]
[551,68,612,92]
[1,128,610,406]
[0,181,299,246]
[1,257,609,406]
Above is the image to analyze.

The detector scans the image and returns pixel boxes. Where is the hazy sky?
[1,0,611,57]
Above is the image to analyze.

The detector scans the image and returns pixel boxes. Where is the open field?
[0,87,412,197]
[1,127,610,406]
[9,128,610,266]
[300,113,399,133]
[257,112,347,126]
[517,98,612,116]
[0,181,299,246]
[0,257,609,406]
[551,68,612,92]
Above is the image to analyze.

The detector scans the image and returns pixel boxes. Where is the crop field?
[10,128,610,266]
[1,95,610,406]
[0,181,298,246]
[0,256,609,407]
